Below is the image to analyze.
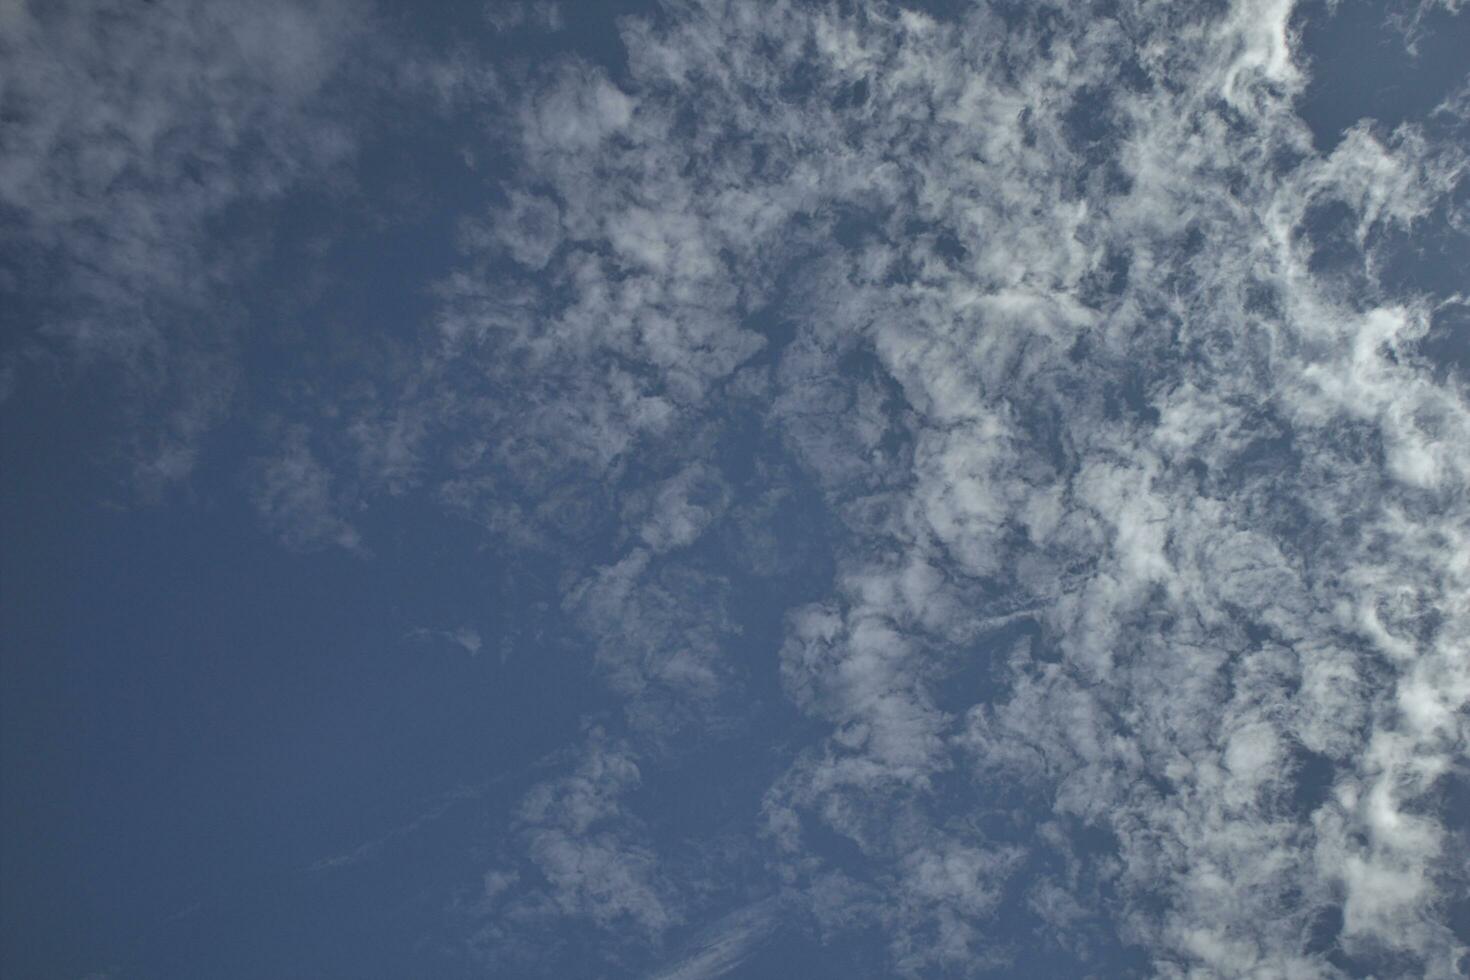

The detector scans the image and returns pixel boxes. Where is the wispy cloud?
[18,0,1468,976]
[1,0,365,489]
[645,897,785,980]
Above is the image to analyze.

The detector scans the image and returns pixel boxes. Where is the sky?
[1,1,1468,978]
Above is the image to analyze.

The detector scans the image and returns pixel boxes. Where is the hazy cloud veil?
[2,1,1468,978]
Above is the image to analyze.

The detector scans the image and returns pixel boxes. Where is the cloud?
[113,0,1466,974]
[629,463,732,554]
[469,731,681,971]
[469,189,563,271]
[250,424,362,552]
[562,547,745,741]
[484,1,564,35]
[405,625,483,656]
[0,0,364,487]
[645,897,785,980]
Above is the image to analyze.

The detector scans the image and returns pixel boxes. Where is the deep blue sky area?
[2,2,1468,979]
[1,378,586,977]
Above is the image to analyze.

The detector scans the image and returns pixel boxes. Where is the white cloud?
[213,0,1470,974]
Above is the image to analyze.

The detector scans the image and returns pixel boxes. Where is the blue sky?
[2,1,1468,978]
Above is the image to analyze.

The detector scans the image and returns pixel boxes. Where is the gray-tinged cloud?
[564,547,744,741]
[644,896,785,980]
[469,731,681,972]
[250,424,362,552]
[0,0,363,486]
[405,624,483,656]
[629,463,733,554]
[469,189,563,271]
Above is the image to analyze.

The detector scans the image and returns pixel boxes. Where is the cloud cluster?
[409,2,1469,975]
[14,0,1467,975]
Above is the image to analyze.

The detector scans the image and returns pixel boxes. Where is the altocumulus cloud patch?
[2,1,1469,979]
